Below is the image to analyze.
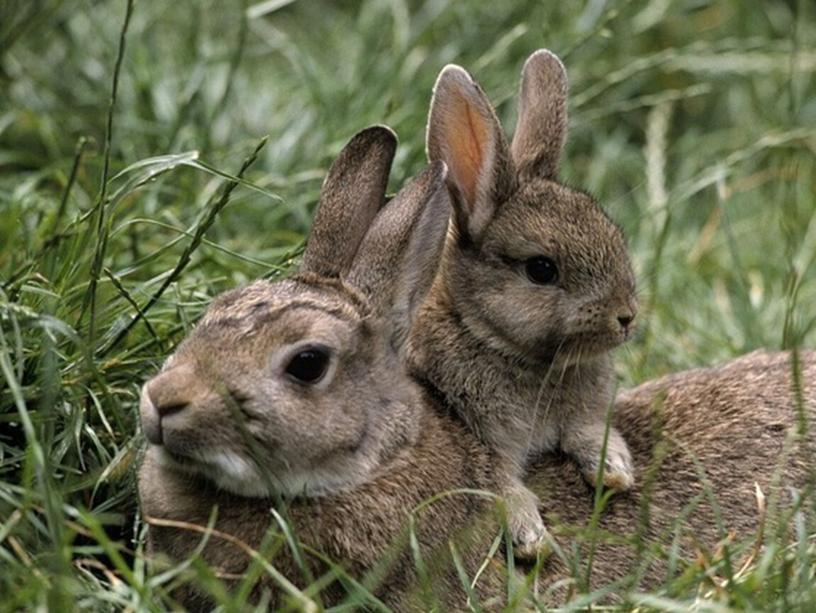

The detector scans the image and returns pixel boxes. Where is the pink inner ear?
[445,87,489,210]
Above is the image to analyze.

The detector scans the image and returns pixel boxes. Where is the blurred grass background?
[1,0,815,609]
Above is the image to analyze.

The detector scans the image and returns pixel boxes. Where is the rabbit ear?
[426,65,515,244]
[301,126,397,277]
[511,49,568,180]
[347,161,450,348]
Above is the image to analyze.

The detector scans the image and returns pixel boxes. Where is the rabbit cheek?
[503,283,560,335]
[270,385,366,467]
[171,414,269,496]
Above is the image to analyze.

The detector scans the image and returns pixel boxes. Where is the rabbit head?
[139,126,451,500]
[425,50,637,364]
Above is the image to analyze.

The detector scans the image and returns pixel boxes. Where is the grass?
[1,0,815,609]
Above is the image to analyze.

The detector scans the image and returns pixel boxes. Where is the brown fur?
[528,349,816,599]
[410,49,639,557]
[139,405,505,610]
[137,89,816,611]
[137,126,508,610]
[140,343,816,608]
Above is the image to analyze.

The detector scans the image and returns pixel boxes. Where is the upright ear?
[511,49,568,180]
[301,126,397,277]
[426,65,515,244]
[346,161,450,349]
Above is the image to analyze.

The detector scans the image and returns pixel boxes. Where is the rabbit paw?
[574,428,635,493]
[505,486,552,561]
[594,449,634,492]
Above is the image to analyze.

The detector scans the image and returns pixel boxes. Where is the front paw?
[505,487,552,561]
[592,449,634,492]
[576,430,634,493]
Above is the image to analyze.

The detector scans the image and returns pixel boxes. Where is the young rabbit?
[406,49,638,558]
[137,126,508,610]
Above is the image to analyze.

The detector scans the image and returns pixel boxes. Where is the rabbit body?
[407,50,638,556]
[140,332,816,609]
[137,128,507,610]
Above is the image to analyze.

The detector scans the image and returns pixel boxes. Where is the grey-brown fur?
[137,124,816,609]
[139,403,505,610]
[137,126,507,610]
[409,49,639,557]
[528,349,816,600]
[140,340,816,608]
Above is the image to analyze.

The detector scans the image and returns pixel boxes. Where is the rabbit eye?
[524,256,558,285]
[285,347,331,384]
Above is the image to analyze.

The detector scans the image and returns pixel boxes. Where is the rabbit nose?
[147,369,193,416]
[140,389,163,445]
[617,314,634,328]
[139,364,196,444]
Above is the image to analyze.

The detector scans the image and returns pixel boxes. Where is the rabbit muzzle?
[139,363,201,446]
[139,388,163,445]
[613,294,638,341]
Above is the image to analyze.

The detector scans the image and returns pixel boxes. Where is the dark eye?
[524,256,558,285]
[285,348,331,384]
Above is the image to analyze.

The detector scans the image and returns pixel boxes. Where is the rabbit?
[137,126,509,611]
[406,49,638,560]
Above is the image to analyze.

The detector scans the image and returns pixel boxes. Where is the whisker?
[525,338,571,459]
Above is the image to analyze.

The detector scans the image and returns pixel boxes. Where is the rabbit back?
[527,349,816,596]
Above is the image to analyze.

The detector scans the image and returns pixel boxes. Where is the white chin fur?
[151,445,370,499]
[204,450,270,498]
[152,446,270,497]
[203,452,368,499]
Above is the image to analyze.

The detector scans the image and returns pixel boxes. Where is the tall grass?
[1,0,815,609]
